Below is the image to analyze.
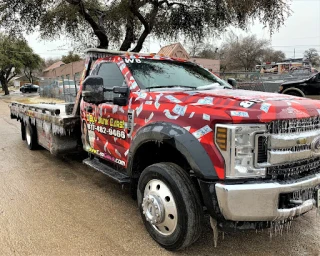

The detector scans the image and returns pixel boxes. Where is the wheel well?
[131,141,191,178]
[130,141,203,202]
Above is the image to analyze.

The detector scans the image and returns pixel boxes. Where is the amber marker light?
[216,127,228,151]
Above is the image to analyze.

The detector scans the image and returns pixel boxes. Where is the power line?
[272,45,320,47]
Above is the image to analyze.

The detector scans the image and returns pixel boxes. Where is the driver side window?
[97,62,125,89]
[97,62,125,100]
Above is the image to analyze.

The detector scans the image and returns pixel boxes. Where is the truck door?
[94,62,130,167]
[81,93,99,153]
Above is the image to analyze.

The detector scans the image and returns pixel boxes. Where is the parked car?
[279,72,320,97]
[20,83,39,93]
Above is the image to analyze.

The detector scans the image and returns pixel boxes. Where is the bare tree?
[221,33,270,71]
[261,49,286,63]
[304,48,320,66]
[186,41,205,57]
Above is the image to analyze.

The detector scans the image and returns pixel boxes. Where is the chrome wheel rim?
[142,179,178,236]
[26,126,31,145]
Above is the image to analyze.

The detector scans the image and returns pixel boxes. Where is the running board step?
[83,158,130,184]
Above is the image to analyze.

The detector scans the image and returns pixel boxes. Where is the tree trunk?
[131,30,149,52]
[1,79,9,95]
[120,16,135,51]
[130,3,159,53]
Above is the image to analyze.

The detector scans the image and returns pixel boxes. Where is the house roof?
[12,75,40,81]
[43,61,65,72]
[157,43,190,59]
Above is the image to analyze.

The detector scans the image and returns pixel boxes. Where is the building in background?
[157,43,220,73]
[42,60,85,81]
[158,42,190,59]
[189,58,220,73]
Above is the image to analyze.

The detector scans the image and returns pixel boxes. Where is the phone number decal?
[87,124,126,139]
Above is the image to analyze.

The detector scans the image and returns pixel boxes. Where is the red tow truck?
[9,49,320,250]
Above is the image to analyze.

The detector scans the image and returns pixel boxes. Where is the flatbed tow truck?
[9,48,320,250]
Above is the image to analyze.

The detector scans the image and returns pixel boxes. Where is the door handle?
[86,106,93,113]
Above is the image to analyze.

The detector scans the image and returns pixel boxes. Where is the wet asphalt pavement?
[0,96,319,256]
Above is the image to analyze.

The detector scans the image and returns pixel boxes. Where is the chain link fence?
[217,70,315,93]
[39,75,81,102]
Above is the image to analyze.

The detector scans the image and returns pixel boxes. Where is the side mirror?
[227,78,237,88]
[82,76,105,104]
[113,86,130,106]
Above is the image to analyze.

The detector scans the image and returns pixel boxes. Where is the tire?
[21,121,26,141]
[285,91,301,96]
[282,87,305,97]
[25,121,38,150]
[137,162,203,251]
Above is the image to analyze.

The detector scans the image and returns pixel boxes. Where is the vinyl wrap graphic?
[80,54,320,179]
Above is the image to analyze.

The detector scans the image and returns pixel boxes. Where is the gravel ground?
[0,96,319,256]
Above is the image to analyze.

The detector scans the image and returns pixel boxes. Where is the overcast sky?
[25,0,320,60]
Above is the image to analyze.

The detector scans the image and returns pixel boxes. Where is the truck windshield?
[125,59,229,90]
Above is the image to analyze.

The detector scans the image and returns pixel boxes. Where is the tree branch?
[7,72,17,83]
[129,0,149,30]
[65,0,109,48]
[130,0,159,52]
[4,65,13,81]
[120,15,135,51]
[158,0,198,9]
[24,67,32,83]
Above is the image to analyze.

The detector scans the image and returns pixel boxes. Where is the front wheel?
[137,163,203,251]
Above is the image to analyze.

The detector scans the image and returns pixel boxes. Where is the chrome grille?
[267,157,320,178]
[267,116,320,134]
[272,144,311,152]
[257,136,268,163]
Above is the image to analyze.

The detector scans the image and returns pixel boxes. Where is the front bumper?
[213,174,320,222]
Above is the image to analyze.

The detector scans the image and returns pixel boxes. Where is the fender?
[127,122,218,179]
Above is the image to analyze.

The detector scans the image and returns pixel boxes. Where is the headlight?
[215,124,266,178]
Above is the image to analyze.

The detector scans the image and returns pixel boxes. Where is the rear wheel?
[25,121,38,150]
[21,121,26,141]
[137,163,203,251]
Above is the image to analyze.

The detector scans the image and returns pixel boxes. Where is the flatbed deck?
[10,102,79,131]
[9,101,81,154]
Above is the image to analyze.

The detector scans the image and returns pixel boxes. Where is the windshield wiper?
[196,83,222,90]
[147,85,197,90]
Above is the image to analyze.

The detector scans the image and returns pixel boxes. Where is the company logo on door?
[86,114,125,129]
